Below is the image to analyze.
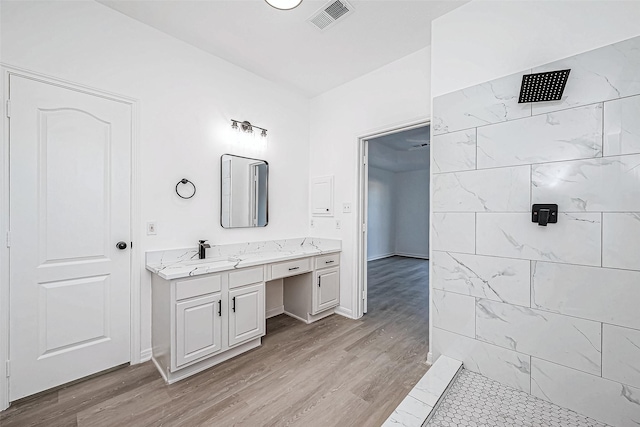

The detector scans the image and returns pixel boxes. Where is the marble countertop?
[146,237,341,280]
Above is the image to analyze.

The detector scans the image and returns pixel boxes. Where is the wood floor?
[0,256,430,427]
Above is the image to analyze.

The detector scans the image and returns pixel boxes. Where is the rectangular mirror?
[221,154,268,228]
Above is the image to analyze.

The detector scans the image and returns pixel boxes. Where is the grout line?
[601,212,604,268]
[433,98,610,138]
[432,151,640,175]
[601,99,605,157]
[430,248,640,273]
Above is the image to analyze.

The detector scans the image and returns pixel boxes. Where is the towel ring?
[176,179,196,199]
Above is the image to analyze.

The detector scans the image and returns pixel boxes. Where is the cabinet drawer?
[176,275,222,300]
[270,258,310,280]
[229,267,264,289]
[315,253,340,270]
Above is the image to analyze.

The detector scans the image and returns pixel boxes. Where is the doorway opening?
[356,121,430,322]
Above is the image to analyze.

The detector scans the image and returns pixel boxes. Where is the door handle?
[116,241,128,250]
[218,300,222,317]
[232,297,236,312]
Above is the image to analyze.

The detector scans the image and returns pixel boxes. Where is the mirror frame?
[220,153,269,229]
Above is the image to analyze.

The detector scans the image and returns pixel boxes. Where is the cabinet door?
[175,293,222,367]
[313,267,340,314]
[229,283,265,347]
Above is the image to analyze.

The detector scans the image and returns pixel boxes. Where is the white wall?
[432,0,640,96]
[309,47,430,316]
[394,169,429,259]
[367,166,395,261]
[1,1,310,357]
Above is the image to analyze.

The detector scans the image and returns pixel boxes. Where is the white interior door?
[8,75,132,401]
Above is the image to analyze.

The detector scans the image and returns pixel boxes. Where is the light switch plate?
[342,202,352,213]
[147,221,157,235]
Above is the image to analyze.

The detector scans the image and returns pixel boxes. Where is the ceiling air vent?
[308,0,354,31]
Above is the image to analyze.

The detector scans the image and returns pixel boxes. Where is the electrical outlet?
[310,219,315,227]
[147,221,157,235]
[336,219,341,229]
[343,202,351,213]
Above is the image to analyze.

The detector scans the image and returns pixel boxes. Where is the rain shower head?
[518,69,571,103]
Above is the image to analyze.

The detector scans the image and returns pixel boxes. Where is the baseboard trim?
[426,351,434,365]
[394,252,429,260]
[140,348,152,363]
[367,252,429,262]
[334,306,354,319]
[367,253,394,262]
[283,310,310,324]
[266,305,284,319]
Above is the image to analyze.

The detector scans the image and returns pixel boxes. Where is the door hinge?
[6,360,10,377]
[362,290,366,300]
[5,100,11,118]
[362,223,366,233]
[6,231,10,248]
[363,155,367,165]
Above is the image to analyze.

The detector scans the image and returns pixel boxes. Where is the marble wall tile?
[604,95,640,156]
[433,72,531,136]
[431,129,477,173]
[477,104,603,169]
[432,166,530,212]
[432,327,531,393]
[603,324,640,389]
[431,251,530,307]
[603,213,640,270]
[532,262,640,330]
[431,213,475,254]
[476,212,601,266]
[531,35,640,115]
[531,358,640,427]
[432,289,476,338]
[532,154,640,212]
[476,299,601,375]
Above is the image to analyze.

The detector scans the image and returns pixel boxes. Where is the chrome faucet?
[198,240,210,260]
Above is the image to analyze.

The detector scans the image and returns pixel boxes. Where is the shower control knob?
[116,241,128,250]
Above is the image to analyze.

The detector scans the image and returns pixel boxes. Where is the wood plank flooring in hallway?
[0,256,429,427]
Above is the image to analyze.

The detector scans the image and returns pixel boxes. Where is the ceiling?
[97,0,467,97]
[369,125,430,172]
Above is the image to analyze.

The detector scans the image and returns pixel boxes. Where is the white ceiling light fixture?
[265,0,302,10]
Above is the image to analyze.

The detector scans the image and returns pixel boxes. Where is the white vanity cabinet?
[152,267,266,384]
[175,293,222,367]
[228,283,265,347]
[148,246,341,384]
[313,267,340,314]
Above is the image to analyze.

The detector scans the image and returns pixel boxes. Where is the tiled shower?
[430,35,640,426]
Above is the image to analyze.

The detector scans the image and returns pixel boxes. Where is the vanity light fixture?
[265,0,302,10]
[231,119,268,138]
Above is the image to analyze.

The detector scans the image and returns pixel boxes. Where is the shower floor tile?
[424,369,609,427]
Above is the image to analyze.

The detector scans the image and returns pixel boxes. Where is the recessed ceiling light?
[265,0,302,10]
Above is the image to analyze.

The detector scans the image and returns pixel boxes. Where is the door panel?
[314,267,340,314]
[9,75,132,401]
[40,108,110,262]
[228,284,265,347]
[175,294,222,367]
